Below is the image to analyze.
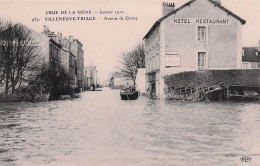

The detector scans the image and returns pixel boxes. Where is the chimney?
[214,0,221,5]
[162,2,175,16]
[43,25,49,34]
[57,32,61,44]
[258,40,260,49]
[69,35,73,43]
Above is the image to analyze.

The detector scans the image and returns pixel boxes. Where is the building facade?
[49,39,62,68]
[74,39,84,89]
[83,66,91,89]
[60,47,77,87]
[84,66,97,89]
[42,25,84,89]
[143,0,246,99]
[242,41,260,69]
[135,68,146,94]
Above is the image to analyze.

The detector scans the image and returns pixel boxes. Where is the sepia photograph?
[0,0,259,165]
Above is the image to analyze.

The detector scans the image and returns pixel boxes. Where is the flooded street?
[0,87,260,166]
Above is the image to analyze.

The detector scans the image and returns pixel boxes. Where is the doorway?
[148,73,156,98]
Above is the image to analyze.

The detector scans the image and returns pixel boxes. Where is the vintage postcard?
[0,0,259,165]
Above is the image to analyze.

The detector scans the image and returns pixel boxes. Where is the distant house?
[84,66,97,89]
[84,67,91,89]
[242,47,260,69]
[102,79,110,87]
[110,72,133,89]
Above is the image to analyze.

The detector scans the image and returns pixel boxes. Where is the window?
[198,52,206,69]
[198,26,206,41]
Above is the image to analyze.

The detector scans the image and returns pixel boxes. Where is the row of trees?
[120,43,145,85]
[0,19,41,95]
[0,19,71,101]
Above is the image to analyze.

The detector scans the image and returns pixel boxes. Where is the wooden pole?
[227,86,230,101]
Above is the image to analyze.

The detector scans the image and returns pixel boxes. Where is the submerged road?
[0,87,259,165]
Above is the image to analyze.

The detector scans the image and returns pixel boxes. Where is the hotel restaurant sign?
[171,18,230,25]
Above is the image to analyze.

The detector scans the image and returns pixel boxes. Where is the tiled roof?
[143,0,246,39]
[242,47,260,62]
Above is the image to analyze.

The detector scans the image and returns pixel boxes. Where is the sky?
[0,0,260,81]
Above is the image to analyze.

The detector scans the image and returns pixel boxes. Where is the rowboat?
[120,89,138,100]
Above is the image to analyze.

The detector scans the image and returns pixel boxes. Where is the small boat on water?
[120,88,138,100]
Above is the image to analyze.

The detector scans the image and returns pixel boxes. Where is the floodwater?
[0,87,259,166]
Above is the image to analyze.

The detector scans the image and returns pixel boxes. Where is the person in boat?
[131,85,136,93]
[126,82,131,92]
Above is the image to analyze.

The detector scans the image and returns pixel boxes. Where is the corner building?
[143,0,246,99]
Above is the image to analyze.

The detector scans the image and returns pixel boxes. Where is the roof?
[49,38,62,48]
[73,39,83,46]
[143,0,246,39]
[242,47,260,62]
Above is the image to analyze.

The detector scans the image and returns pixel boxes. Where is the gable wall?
[163,0,242,70]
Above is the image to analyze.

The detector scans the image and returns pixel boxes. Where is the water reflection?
[0,88,259,165]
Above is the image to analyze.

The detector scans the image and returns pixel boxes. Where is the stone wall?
[165,69,260,91]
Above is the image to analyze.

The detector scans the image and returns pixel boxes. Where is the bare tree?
[0,19,8,86]
[120,43,145,85]
[0,19,40,95]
